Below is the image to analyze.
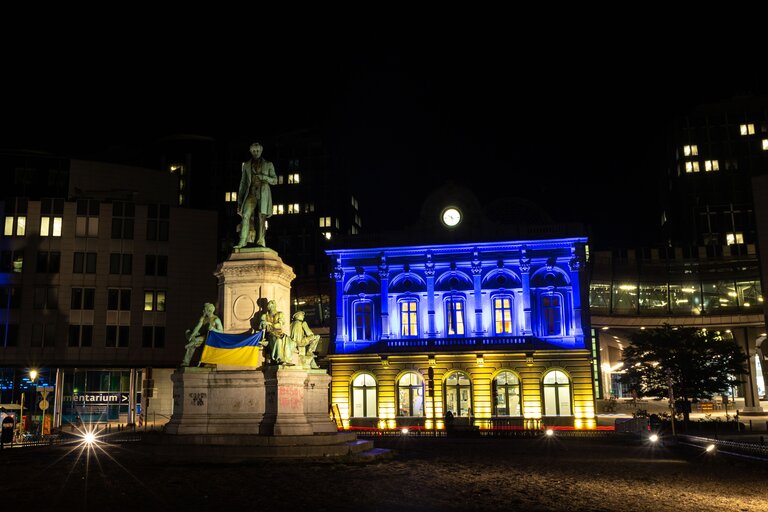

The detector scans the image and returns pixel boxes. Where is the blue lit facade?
[326,236,598,430]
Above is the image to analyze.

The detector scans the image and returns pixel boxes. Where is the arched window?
[352,299,373,341]
[444,371,472,416]
[397,373,424,417]
[542,370,572,416]
[399,298,419,337]
[541,293,563,336]
[351,373,377,418]
[445,295,466,336]
[493,371,521,416]
[493,295,514,335]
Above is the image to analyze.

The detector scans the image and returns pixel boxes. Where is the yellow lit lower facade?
[330,350,595,431]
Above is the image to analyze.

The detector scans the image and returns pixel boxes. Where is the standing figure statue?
[183,303,224,366]
[259,300,296,365]
[290,311,320,369]
[234,142,277,249]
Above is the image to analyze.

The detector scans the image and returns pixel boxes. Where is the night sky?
[4,28,767,246]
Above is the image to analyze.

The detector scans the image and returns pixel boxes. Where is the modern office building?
[1,150,218,430]
[326,186,597,430]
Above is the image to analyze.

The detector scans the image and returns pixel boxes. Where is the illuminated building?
[326,187,596,430]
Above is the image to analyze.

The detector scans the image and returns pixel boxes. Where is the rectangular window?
[704,160,719,172]
[319,216,331,227]
[400,300,418,337]
[354,301,373,341]
[71,287,95,310]
[685,161,700,173]
[4,216,26,236]
[683,144,698,156]
[33,286,58,310]
[108,288,132,311]
[739,123,755,135]
[3,217,12,236]
[762,139,768,151]
[106,325,130,348]
[272,204,284,215]
[144,290,166,311]
[109,253,133,275]
[288,173,300,184]
[73,252,97,274]
[145,255,168,276]
[1,287,22,309]
[541,295,562,336]
[287,203,300,214]
[39,216,63,237]
[224,191,237,202]
[351,196,358,209]
[142,326,165,348]
[36,251,61,273]
[304,203,315,213]
[277,175,284,185]
[111,201,135,239]
[446,298,465,336]
[31,323,56,348]
[146,204,170,241]
[68,325,93,347]
[726,232,744,245]
[493,297,513,334]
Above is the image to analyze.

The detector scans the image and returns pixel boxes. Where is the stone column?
[215,248,295,335]
[333,258,346,343]
[519,251,532,335]
[569,248,583,336]
[471,249,484,335]
[379,255,390,338]
[425,252,436,337]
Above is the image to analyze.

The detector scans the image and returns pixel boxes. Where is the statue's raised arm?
[182,303,222,367]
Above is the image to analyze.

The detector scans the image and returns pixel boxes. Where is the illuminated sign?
[64,393,129,405]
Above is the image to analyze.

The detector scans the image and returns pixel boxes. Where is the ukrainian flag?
[200,331,264,367]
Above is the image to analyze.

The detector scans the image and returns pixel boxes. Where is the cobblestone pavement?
[2,434,767,511]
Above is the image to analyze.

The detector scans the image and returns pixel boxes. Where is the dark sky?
[4,28,767,245]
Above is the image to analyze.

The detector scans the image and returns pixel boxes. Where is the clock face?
[441,207,462,227]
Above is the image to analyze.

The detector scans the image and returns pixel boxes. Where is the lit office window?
[225,192,237,202]
[272,204,284,215]
[739,124,755,135]
[683,145,698,156]
[351,373,377,418]
[762,139,768,150]
[40,217,61,236]
[4,217,13,236]
[685,161,700,173]
[319,216,332,227]
[493,296,514,334]
[445,296,465,336]
[288,173,300,184]
[704,160,719,172]
[726,232,744,245]
[287,203,300,214]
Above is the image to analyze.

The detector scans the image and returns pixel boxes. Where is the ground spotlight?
[649,434,659,443]
[83,432,97,445]
[401,428,409,435]
[545,428,554,437]
[705,444,716,453]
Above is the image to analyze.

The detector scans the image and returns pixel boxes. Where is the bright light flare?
[705,444,716,453]
[649,434,659,443]
[401,428,409,435]
[83,432,97,445]
[545,429,554,437]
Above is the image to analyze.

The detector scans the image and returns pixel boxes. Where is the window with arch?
[493,371,521,416]
[397,373,424,416]
[399,298,418,337]
[445,295,466,336]
[542,370,572,416]
[444,371,472,416]
[493,295,514,334]
[353,300,373,341]
[351,373,377,418]
[541,293,563,336]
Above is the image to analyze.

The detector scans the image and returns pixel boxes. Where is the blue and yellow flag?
[200,331,264,367]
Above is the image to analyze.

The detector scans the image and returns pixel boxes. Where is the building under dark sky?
[4,37,767,246]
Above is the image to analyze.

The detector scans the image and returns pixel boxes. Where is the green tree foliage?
[620,325,748,421]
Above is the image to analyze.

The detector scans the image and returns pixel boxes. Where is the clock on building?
[441,207,462,227]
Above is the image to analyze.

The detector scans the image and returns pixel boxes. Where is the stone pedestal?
[165,367,266,435]
[215,248,295,334]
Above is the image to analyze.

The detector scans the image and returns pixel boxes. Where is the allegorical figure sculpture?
[183,303,224,366]
[259,300,296,365]
[290,311,320,369]
[234,142,277,249]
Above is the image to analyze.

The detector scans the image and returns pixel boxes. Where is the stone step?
[344,438,374,453]
[356,447,394,461]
